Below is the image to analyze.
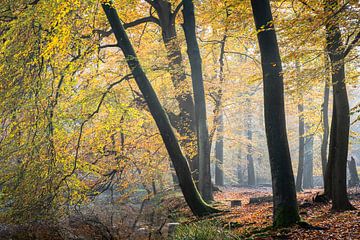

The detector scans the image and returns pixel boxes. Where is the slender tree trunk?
[303,131,314,189]
[237,145,243,185]
[324,99,335,197]
[246,99,255,186]
[101,2,219,216]
[324,0,355,211]
[251,0,300,227]
[182,0,212,202]
[213,28,228,187]
[296,102,305,192]
[348,156,359,187]
[321,58,330,184]
[214,30,227,187]
[215,111,224,186]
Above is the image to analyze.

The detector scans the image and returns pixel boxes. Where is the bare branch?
[93,16,160,39]
[99,44,118,49]
[198,37,222,44]
[224,51,261,66]
[296,0,316,12]
[343,31,360,57]
[172,1,184,22]
[93,28,113,37]
[123,16,160,29]
[55,74,133,189]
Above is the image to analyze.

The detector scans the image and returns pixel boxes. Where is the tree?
[182,0,213,202]
[296,100,305,192]
[101,1,219,216]
[139,0,198,177]
[250,0,300,227]
[323,0,356,211]
[321,56,330,182]
[215,112,224,186]
[303,130,314,189]
[246,98,256,186]
[348,156,359,187]
[214,25,228,187]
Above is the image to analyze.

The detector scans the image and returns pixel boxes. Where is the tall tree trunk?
[296,102,305,192]
[303,131,314,189]
[215,111,224,186]
[321,57,330,184]
[101,2,219,216]
[246,99,255,186]
[153,1,198,180]
[214,31,227,187]
[251,0,300,227]
[324,99,335,197]
[182,0,212,202]
[324,0,355,211]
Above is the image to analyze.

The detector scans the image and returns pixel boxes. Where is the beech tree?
[250,0,300,227]
[323,0,357,210]
[101,0,219,216]
[182,0,213,201]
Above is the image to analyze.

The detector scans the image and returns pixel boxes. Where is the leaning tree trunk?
[101,2,219,216]
[324,0,355,211]
[182,0,213,202]
[296,101,305,192]
[251,0,300,227]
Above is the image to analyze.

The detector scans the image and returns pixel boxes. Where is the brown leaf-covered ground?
[207,186,360,239]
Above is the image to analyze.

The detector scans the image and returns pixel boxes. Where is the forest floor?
[0,186,359,239]
[177,186,360,239]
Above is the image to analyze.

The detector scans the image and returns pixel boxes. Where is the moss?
[172,220,237,240]
[273,205,300,228]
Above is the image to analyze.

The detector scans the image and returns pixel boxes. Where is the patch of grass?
[172,220,238,240]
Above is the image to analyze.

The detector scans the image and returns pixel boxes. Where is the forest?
[0,0,359,239]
